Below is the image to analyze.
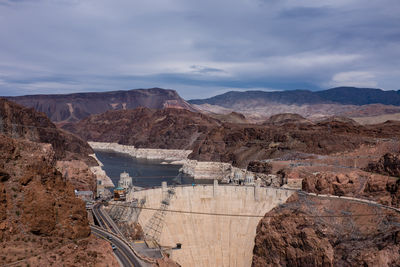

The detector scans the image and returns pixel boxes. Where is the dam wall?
[127,185,293,266]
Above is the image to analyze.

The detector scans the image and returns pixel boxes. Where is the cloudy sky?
[0,0,399,99]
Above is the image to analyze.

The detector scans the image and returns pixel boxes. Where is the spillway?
[126,183,293,266]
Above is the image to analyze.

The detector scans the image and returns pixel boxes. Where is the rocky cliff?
[7,87,195,122]
[0,98,95,164]
[0,135,117,266]
[302,171,400,207]
[365,153,400,177]
[0,98,98,191]
[252,193,400,267]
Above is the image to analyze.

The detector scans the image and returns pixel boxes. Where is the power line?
[106,202,397,219]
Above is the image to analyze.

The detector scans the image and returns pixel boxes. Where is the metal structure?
[143,187,176,243]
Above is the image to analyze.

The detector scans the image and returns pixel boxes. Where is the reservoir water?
[95,150,204,188]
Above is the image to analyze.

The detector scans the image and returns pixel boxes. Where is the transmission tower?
[143,187,175,244]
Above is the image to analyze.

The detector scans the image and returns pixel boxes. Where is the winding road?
[92,203,148,267]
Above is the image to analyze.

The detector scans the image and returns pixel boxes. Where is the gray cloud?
[0,0,399,99]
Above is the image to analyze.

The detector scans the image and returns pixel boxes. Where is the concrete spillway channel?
[107,183,293,267]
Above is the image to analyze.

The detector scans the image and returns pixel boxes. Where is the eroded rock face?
[0,135,117,266]
[365,153,400,177]
[302,171,400,207]
[0,98,98,192]
[56,160,97,191]
[247,161,273,174]
[302,172,363,196]
[0,98,96,164]
[0,135,89,240]
[252,193,400,267]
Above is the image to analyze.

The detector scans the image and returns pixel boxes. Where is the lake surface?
[95,150,208,188]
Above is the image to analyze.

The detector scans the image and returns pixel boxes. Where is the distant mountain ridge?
[189,87,400,106]
[6,86,400,124]
[6,87,194,122]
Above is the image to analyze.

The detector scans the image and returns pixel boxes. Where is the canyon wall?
[252,193,400,266]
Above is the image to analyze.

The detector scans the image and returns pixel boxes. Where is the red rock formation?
[0,98,98,191]
[56,160,97,192]
[365,152,400,177]
[302,171,400,207]
[0,98,95,164]
[0,135,89,239]
[252,193,400,267]
[247,161,273,174]
[0,135,117,265]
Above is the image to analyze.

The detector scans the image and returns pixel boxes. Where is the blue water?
[95,150,202,188]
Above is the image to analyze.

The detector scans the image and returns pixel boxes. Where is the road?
[92,203,148,267]
[93,203,124,236]
[91,226,143,267]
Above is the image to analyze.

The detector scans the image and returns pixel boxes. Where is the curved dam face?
[127,185,293,267]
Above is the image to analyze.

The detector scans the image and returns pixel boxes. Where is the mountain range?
[6,88,193,122]
[189,87,400,106]
[4,86,400,124]
[189,87,400,122]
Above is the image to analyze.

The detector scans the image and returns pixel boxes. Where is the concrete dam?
[119,183,293,267]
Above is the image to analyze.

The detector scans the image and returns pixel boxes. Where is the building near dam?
[121,182,293,266]
[118,171,133,189]
[114,172,134,201]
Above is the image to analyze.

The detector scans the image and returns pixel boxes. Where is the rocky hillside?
[263,113,313,126]
[0,98,100,191]
[364,153,400,177]
[0,134,117,266]
[7,87,195,122]
[63,108,400,169]
[302,171,400,207]
[189,117,400,167]
[63,107,221,150]
[252,193,400,267]
[0,98,95,164]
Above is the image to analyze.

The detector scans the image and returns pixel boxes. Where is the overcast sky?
[0,0,399,99]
